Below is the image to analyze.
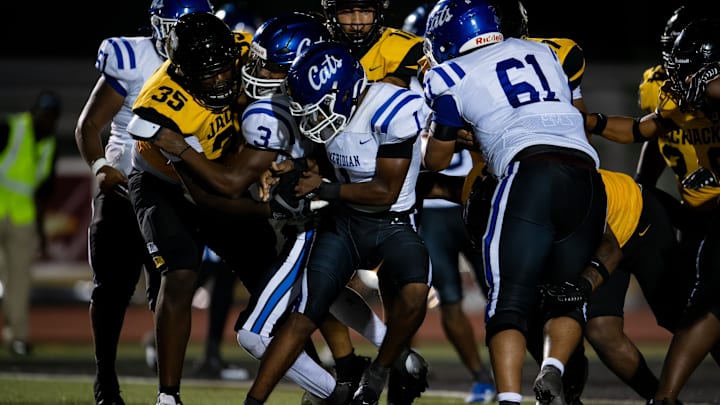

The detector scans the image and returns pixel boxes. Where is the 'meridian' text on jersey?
[328,152,360,167]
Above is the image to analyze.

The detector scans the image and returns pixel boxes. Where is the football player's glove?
[686,61,720,106]
[681,166,719,190]
[268,158,327,220]
[538,278,592,312]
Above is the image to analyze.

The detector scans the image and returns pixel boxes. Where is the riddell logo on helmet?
[476,33,503,45]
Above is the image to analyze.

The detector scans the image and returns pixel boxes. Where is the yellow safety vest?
[0,112,56,225]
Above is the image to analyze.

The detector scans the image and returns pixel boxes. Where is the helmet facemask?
[322,0,388,55]
[242,55,287,99]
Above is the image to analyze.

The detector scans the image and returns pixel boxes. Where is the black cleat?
[534,365,565,405]
[387,349,429,405]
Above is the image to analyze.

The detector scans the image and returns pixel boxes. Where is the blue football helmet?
[149,0,214,59]
[423,0,503,66]
[214,2,259,34]
[242,12,331,99]
[402,3,431,36]
[286,42,367,143]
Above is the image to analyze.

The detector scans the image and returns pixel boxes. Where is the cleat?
[94,380,125,405]
[336,355,371,394]
[534,365,565,405]
[351,380,380,405]
[465,381,497,403]
[156,393,182,405]
[387,349,429,405]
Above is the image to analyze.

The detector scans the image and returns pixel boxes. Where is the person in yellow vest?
[0,90,61,356]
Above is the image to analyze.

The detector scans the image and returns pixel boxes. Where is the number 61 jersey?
[423,37,598,177]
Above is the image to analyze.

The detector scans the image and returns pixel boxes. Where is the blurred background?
[0,0,690,342]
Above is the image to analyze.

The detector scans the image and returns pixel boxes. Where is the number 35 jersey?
[424,37,598,177]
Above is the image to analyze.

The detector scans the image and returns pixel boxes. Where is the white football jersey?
[241,94,316,163]
[325,82,430,213]
[423,37,598,177]
[94,36,163,175]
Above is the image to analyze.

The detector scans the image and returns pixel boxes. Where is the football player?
[422,2,607,405]
[322,0,423,88]
[73,1,213,403]
[402,3,497,404]
[585,17,720,405]
[125,12,278,405]
[244,41,432,405]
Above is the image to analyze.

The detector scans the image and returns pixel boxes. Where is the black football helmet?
[498,0,528,38]
[666,18,720,110]
[321,0,389,55]
[166,12,241,111]
[660,5,702,66]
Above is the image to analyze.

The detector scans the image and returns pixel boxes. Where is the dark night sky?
[2,1,691,62]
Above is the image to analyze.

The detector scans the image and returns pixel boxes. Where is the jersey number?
[151,86,188,111]
[496,54,560,108]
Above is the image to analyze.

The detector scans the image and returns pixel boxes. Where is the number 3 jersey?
[424,37,598,177]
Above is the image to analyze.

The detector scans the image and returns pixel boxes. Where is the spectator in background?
[0,90,61,356]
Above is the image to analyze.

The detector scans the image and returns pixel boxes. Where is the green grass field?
[0,341,674,405]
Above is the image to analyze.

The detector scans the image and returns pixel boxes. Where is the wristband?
[91,157,109,175]
[317,182,341,201]
[588,258,610,283]
[590,113,607,135]
[632,117,645,143]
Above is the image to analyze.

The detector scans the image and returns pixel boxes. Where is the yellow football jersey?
[637,64,720,210]
[132,31,253,182]
[359,27,423,86]
[527,37,585,93]
[462,37,586,203]
[599,169,643,247]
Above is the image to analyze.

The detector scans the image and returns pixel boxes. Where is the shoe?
[336,355,371,394]
[96,393,126,405]
[301,390,327,405]
[157,393,182,405]
[142,332,157,372]
[190,357,250,380]
[465,381,497,403]
[351,380,380,405]
[533,365,565,405]
[9,340,33,356]
[94,380,125,405]
[386,349,429,405]
[301,382,353,405]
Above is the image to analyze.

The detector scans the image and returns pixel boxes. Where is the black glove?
[681,167,719,190]
[268,159,327,220]
[686,61,720,106]
[539,278,592,311]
